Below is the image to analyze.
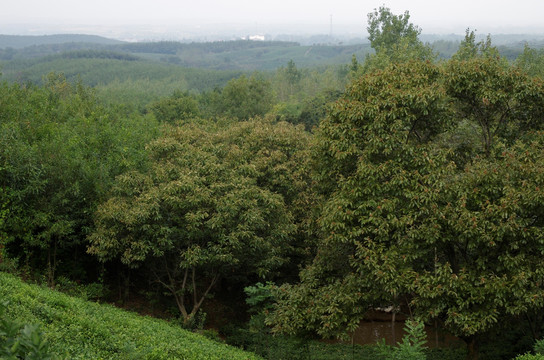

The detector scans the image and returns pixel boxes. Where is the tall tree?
[516,44,544,79]
[270,60,451,338]
[269,58,544,359]
[88,117,314,323]
[367,6,421,53]
[452,29,502,61]
[445,55,544,155]
[363,6,435,72]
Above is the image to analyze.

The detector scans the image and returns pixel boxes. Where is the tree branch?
[191,272,220,317]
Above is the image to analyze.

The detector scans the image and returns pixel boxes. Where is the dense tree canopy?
[269,55,544,358]
[88,117,314,323]
[5,10,544,359]
[218,74,274,120]
[0,74,158,285]
[148,90,200,124]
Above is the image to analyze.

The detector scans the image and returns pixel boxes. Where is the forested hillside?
[4,6,544,360]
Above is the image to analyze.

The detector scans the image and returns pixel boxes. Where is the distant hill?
[0,34,124,49]
[122,41,372,70]
[0,37,373,73]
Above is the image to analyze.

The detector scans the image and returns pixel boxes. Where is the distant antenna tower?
[329,14,333,39]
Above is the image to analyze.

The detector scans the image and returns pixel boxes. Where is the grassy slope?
[0,272,262,360]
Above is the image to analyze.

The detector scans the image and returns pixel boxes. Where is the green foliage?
[0,74,159,285]
[225,324,383,360]
[0,177,9,264]
[1,56,243,109]
[0,272,262,359]
[363,6,435,72]
[48,49,139,61]
[515,355,544,360]
[270,90,340,132]
[244,282,276,312]
[54,276,105,301]
[284,60,301,85]
[88,117,313,324]
[377,320,427,360]
[270,54,544,360]
[367,6,421,52]
[397,320,427,359]
[148,90,200,123]
[452,29,502,61]
[270,60,451,339]
[350,54,360,74]
[275,60,302,100]
[218,73,275,120]
[123,41,372,71]
[231,331,311,360]
[445,55,544,154]
[117,40,298,56]
[5,28,544,360]
[514,339,544,360]
[535,339,544,354]
[295,90,342,131]
[180,310,208,332]
[0,301,59,359]
[424,347,466,360]
[516,44,544,79]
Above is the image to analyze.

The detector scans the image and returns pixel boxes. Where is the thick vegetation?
[0,272,263,359]
[4,6,544,360]
[87,117,314,324]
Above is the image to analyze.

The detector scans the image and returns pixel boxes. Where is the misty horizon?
[3,22,544,45]
[2,0,544,42]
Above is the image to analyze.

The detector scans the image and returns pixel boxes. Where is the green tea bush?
[55,276,105,301]
[514,355,544,360]
[0,272,262,359]
[0,302,59,359]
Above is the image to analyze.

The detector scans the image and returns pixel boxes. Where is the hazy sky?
[3,0,544,35]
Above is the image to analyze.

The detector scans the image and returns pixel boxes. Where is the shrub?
[0,272,262,359]
[376,319,427,360]
[514,355,544,360]
[0,301,59,359]
[514,338,544,360]
[535,339,544,355]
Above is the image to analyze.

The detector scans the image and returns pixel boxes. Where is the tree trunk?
[465,335,479,360]
[176,269,219,327]
[156,260,220,327]
[391,311,396,344]
[47,240,57,289]
[122,268,130,302]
